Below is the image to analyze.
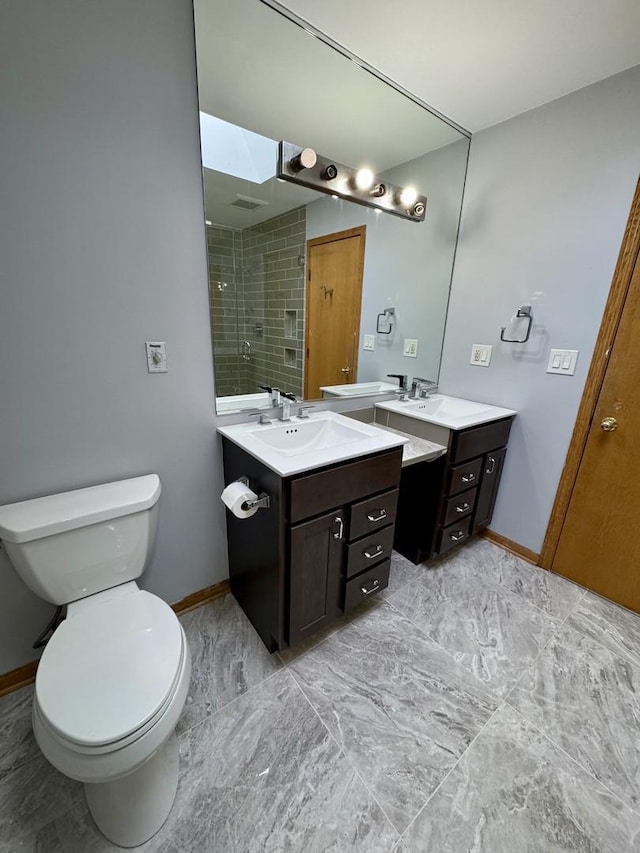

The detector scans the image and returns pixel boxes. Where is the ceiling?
[274,0,640,132]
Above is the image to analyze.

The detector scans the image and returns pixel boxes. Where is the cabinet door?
[289,510,344,646]
[473,447,507,531]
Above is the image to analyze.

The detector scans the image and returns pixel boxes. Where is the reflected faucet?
[411,377,438,399]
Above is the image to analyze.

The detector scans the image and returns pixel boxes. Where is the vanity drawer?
[346,526,395,578]
[441,487,477,527]
[445,458,483,497]
[349,489,399,541]
[450,418,513,464]
[344,559,390,611]
[435,516,473,556]
[289,449,401,523]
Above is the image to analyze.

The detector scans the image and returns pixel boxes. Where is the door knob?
[600,416,618,432]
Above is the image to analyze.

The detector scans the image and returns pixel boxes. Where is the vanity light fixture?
[354,167,374,190]
[277,141,427,222]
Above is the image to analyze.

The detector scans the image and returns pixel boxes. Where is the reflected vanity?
[194,0,470,417]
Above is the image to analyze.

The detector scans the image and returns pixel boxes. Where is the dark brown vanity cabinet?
[220,439,402,652]
[394,416,514,564]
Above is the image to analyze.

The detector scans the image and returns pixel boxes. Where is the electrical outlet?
[403,339,418,358]
[145,341,168,373]
[363,334,375,351]
[470,344,492,366]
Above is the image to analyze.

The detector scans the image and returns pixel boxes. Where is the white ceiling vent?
[230,194,269,211]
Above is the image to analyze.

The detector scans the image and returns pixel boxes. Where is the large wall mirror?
[194,0,470,416]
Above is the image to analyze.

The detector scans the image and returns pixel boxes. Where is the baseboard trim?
[478,529,540,566]
[0,579,231,698]
[171,579,231,615]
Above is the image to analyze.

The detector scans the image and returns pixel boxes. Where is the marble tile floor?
[2,539,640,851]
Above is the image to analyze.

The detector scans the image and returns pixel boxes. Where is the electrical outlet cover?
[470,344,492,367]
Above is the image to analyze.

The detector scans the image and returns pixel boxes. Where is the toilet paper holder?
[237,476,271,511]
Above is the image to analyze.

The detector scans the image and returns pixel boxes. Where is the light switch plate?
[145,341,168,373]
[470,344,492,367]
[403,338,418,358]
[363,334,375,351]
[547,348,578,376]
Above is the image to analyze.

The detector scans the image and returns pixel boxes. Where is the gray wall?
[306,140,468,386]
[440,65,640,553]
[0,0,227,673]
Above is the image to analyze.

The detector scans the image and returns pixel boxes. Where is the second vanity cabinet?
[388,414,514,564]
[220,438,402,651]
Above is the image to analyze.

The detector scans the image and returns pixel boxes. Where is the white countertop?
[218,411,407,477]
[375,394,517,430]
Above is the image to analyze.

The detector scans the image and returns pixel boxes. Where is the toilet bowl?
[0,475,191,848]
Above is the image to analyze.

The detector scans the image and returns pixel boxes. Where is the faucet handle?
[297,405,314,418]
[247,410,272,425]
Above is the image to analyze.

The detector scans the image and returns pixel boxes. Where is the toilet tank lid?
[0,475,161,543]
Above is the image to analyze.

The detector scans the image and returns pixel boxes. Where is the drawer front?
[349,489,399,541]
[435,516,473,556]
[346,526,395,578]
[441,487,477,527]
[344,559,391,611]
[450,418,513,464]
[445,457,483,496]
[289,449,402,523]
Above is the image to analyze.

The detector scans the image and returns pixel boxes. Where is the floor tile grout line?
[177,666,286,739]
[285,665,403,842]
[396,700,509,846]
[458,539,588,621]
[504,703,640,820]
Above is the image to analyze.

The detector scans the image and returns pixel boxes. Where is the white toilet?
[0,475,191,848]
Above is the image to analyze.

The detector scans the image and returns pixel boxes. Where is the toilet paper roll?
[221,481,259,519]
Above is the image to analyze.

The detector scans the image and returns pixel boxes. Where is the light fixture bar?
[277,141,427,223]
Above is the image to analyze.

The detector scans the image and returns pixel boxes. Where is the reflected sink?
[218,411,407,476]
[376,394,517,430]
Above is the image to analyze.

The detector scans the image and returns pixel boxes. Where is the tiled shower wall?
[206,208,306,398]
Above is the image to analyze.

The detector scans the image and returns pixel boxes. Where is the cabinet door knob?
[363,545,383,559]
[461,473,476,483]
[600,416,618,432]
[367,510,387,523]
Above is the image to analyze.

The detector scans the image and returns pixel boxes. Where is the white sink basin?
[376,394,517,430]
[320,380,398,398]
[218,411,407,476]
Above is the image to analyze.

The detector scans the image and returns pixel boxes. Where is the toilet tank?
[0,475,161,605]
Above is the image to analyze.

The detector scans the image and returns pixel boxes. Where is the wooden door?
[548,181,640,611]
[288,509,344,646]
[304,226,365,398]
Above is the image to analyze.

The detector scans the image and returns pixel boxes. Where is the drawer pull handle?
[333,516,344,540]
[360,579,380,595]
[367,510,387,523]
[450,531,466,542]
[456,503,470,513]
[363,545,383,560]
[461,474,476,483]
[486,456,496,474]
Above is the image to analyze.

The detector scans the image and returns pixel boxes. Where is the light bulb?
[399,187,418,207]
[355,168,374,190]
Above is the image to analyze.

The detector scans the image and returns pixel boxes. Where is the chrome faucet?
[411,377,438,399]
[278,391,298,421]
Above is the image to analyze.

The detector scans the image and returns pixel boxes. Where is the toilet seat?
[36,589,184,749]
